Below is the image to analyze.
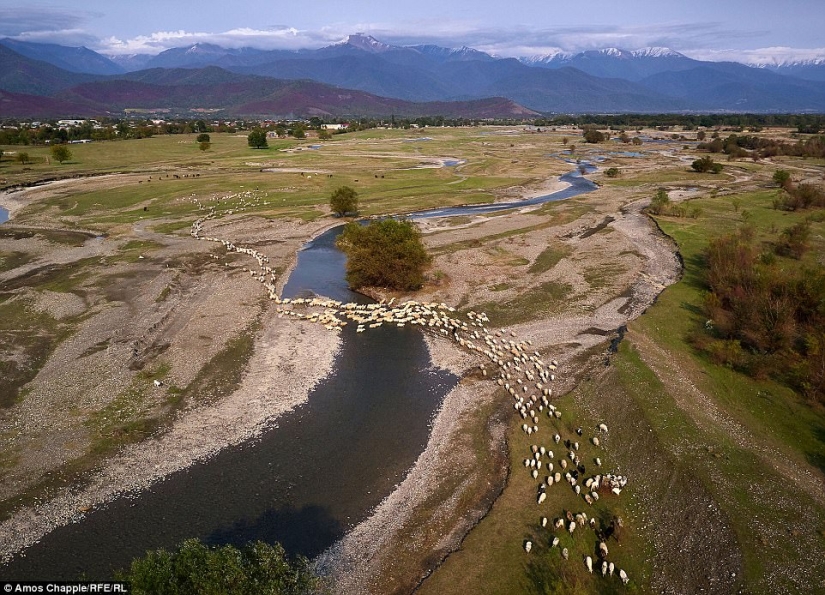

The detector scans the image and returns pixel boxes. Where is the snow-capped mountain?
[520,46,697,80]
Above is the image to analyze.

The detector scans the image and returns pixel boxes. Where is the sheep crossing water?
[190,219,631,586]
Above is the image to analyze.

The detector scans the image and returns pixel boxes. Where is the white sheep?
[585,556,593,573]
[619,569,629,585]
[537,492,546,505]
[524,541,532,553]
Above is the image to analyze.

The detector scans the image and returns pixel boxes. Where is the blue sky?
[2,0,824,64]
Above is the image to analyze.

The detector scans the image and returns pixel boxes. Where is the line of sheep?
[190,217,632,586]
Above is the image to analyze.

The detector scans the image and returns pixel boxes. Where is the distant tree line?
[534,113,825,133]
[698,133,825,159]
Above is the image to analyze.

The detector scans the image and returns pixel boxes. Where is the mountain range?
[1,34,825,118]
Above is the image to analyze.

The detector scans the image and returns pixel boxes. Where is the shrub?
[196,133,211,143]
[648,188,670,215]
[691,156,723,173]
[775,221,811,259]
[337,219,431,290]
[605,167,620,178]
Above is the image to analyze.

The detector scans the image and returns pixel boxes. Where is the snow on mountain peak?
[345,33,395,53]
[632,47,684,58]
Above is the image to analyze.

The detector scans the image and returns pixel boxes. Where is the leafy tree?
[51,144,72,164]
[195,119,209,133]
[649,187,670,215]
[329,186,359,216]
[605,167,620,178]
[582,126,605,143]
[117,538,318,595]
[247,129,268,149]
[292,125,306,139]
[773,169,791,188]
[691,156,723,173]
[196,133,211,143]
[16,152,29,165]
[337,219,431,290]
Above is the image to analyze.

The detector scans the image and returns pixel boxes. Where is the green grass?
[473,281,573,327]
[529,243,571,275]
[0,296,75,408]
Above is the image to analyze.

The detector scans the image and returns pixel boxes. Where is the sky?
[2,0,824,64]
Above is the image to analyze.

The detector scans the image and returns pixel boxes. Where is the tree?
[196,133,211,143]
[51,144,72,164]
[337,219,431,290]
[582,126,605,143]
[773,169,791,188]
[16,152,29,165]
[329,186,359,216]
[649,188,670,215]
[117,538,318,595]
[605,167,620,178]
[247,129,268,149]
[318,129,332,141]
[292,125,306,139]
[691,156,723,173]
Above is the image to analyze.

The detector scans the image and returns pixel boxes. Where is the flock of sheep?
[189,214,632,587]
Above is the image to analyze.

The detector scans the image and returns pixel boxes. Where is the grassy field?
[3,125,825,593]
[414,132,825,594]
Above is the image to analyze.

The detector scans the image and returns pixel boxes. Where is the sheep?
[599,542,609,558]
[592,436,601,447]
[609,562,615,576]
[562,548,569,560]
[524,541,532,553]
[541,516,548,527]
[619,569,629,585]
[568,521,576,535]
[551,536,559,548]
[585,556,593,573]
[537,492,546,505]
[553,433,561,444]
[602,561,608,577]
[598,423,608,433]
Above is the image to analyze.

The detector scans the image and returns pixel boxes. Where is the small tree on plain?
[196,133,210,143]
[773,169,791,188]
[16,152,29,165]
[51,144,72,164]
[691,156,722,173]
[247,129,268,149]
[330,186,359,216]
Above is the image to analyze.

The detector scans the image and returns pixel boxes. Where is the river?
[0,166,596,580]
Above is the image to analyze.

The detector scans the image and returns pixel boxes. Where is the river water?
[0,206,8,224]
[0,166,596,580]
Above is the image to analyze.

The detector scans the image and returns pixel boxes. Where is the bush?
[691,156,723,173]
[196,133,211,143]
[773,169,791,187]
[775,221,811,259]
[605,167,620,178]
[337,219,431,290]
[329,186,359,216]
[648,188,670,215]
[117,538,318,595]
